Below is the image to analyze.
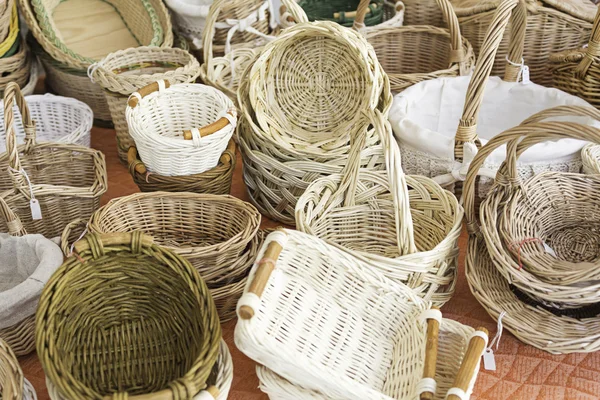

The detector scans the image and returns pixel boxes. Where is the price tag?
[483,348,496,371]
[543,242,557,258]
[30,199,42,220]
[521,65,531,84]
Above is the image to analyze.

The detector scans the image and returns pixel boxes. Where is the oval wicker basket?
[0,83,107,239]
[37,232,222,399]
[90,46,201,162]
[0,338,36,399]
[127,139,236,195]
[582,143,600,174]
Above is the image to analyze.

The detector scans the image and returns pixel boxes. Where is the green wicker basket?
[298,0,384,27]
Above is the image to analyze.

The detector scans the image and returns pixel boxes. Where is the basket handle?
[238,229,286,320]
[128,146,147,174]
[219,138,236,165]
[0,192,26,236]
[463,110,600,235]
[447,328,489,400]
[575,6,600,79]
[60,218,88,257]
[128,80,171,108]
[454,0,526,168]
[279,0,309,24]
[182,109,237,140]
[73,232,154,255]
[419,308,442,400]
[336,0,379,21]
[4,82,36,181]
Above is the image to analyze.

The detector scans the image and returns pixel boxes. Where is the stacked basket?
[0,338,37,399]
[19,0,174,123]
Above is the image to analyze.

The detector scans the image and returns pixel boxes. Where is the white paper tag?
[30,199,42,220]
[483,348,496,371]
[543,242,557,258]
[521,65,530,84]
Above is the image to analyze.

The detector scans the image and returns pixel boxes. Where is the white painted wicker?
[256,317,477,400]
[125,80,236,176]
[46,339,233,400]
[0,92,92,152]
[235,229,487,400]
[582,143,600,174]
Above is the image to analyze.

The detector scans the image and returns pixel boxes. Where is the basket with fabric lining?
[235,228,487,400]
[89,46,200,163]
[582,143,600,173]
[298,0,384,26]
[37,231,222,399]
[127,139,235,195]
[0,338,37,399]
[390,0,596,199]
[0,83,107,240]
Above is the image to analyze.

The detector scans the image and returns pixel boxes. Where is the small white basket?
[126,80,236,176]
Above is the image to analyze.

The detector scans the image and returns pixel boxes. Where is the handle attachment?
[128,146,147,174]
[0,193,26,236]
[334,2,378,19]
[419,307,442,400]
[576,6,600,79]
[128,80,171,108]
[73,232,154,255]
[447,327,489,400]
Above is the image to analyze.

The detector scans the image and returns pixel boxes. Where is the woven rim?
[37,232,222,399]
[0,337,24,400]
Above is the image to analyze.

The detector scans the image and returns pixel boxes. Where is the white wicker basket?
[235,229,487,400]
[126,80,236,176]
[0,91,92,152]
[582,143,600,174]
[46,339,233,400]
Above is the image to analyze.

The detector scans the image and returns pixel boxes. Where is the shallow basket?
[90,46,201,163]
[126,81,236,176]
[0,338,37,399]
[582,143,600,174]
[127,140,236,195]
[37,232,222,399]
[46,339,233,400]
[235,229,487,400]
[0,83,107,239]
[0,92,92,152]
[390,0,595,199]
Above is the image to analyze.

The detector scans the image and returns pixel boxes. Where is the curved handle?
[0,193,26,236]
[454,0,526,164]
[353,0,377,28]
[182,109,237,140]
[463,117,600,234]
[4,82,35,178]
[60,218,88,257]
[420,308,441,400]
[219,138,236,165]
[73,232,154,255]
[520,105,600,126]
[575,6,600,79]
[238,231,285,320]
[336,1,378,20]
[128,146,147,174]
[278,0,308,24]
[128,80,171,108]
[447,328,489,400]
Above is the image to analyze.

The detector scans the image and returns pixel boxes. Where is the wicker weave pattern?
[37,232,222,399]
[0,337,36,400]
[582,143,600,173]
[0,38,32,94]
[0,315,35,357]
[0,0,15,44]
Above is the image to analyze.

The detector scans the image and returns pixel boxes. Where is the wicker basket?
[0,38,32,94]
[88,192,261,321]
[359,0,475,93]
[0,338,36,399]
[465,111,600,353]
[0,83,107,239]
[126,80,236,176]
[127,139,236,195]
[90,46,200,162]
[550,6,600,109]
[37,232,221,399]
[0,1,19,58]
[236,229,488,400]
[390,0,596,198]
[582,143,600,173]
[299,0,384,26]
[0,92,92,152]
[46,338,233,400]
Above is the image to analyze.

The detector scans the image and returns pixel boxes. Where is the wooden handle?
[420,308,441,400]
[128,80,171,108]
[183,111,235,140]
[74,232,154,254]
[447,327,489,400]
[238,239,284,320]
[219,139,236,165]
[334,2,377,19]
[127,146,147,174]
[206,386,219,398]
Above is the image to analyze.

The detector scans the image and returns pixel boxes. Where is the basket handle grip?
[73,232,154,255]
[454,0,526,172]
[60,218,88,257]
[0,192,26,236]
[128,80,171,108]
[4,82,36,179]
[238,230,286,320]
[219,138,236,165]
[447,327,489,400]
[279,0,309,24]
[182,109,237,140]
[128,146,147,174]
[576,6,600,78]
[337,1,378,20]
[420,308,441,400]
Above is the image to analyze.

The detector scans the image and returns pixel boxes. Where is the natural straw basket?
[582,143,600,173]
[0,83,107,239]
[0,0,15,46]
[550,6,600,109]
[0,92,93,153]
[236,229,487,400]
[0,338,36,400]
[126,80,236,176]
[358,0,475,93]
[127,139,236,195]
[0,38,32,93]
[89,46,200,163]
[46,339,233,400]
[298,0,384,27]
[297,110,463,306]
[37,232,222,399]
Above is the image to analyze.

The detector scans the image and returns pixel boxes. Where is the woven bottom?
[0,314,35,356]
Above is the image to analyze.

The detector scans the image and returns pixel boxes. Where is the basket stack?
[237,17,392,225]
[125,80,237,195]
[89,192,263,323]
[38,231,229,399]
[20,0,174,123]
[89,46,201,163]
[0,338,37,399]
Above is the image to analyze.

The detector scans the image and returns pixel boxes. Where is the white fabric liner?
[0,234,63,330]
[390,76,596,165]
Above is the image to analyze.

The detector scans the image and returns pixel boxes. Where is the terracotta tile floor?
[18,127,600,400]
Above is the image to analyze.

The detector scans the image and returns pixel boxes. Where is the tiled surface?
[19,127,600,400]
